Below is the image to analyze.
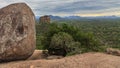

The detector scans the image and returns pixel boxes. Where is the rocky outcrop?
[39,15,50,23]
[0,3,36,62]
[0,52,120,68]
[106,48,120,56]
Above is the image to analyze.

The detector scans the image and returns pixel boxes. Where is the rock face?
[39,15,50,23]
[0,3,36,62]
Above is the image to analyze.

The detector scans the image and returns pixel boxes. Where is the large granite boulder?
[0,3,36,62]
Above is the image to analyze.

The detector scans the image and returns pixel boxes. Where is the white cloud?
[0,0,120,16]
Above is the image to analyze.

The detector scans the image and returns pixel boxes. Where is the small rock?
[106,48,120,56]
[47,55,63,60]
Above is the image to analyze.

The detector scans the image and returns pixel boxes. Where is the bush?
[49,32,74,56]
[49,32,84,56]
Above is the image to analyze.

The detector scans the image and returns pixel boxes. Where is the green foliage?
[36,22,50,35]
[66,42,82,56]
[49,32,83,56]
[36,35,44,50]
[50,32,74,49]
[49,32,74,56]
[65,19,120,49]
[36,19,120,56]
[39,23,104,56]
[75,32,103,52]
[41,23,61,49]
[36,22,50,50]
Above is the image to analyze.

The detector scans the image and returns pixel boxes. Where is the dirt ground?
[0,50,120,68]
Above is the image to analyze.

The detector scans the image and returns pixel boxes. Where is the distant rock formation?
[39,15,50,23]
[0,3,36,62]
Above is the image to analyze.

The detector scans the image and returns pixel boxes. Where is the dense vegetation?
[53,19,120,49]
[67,19,120,49]
[36,21,105,56]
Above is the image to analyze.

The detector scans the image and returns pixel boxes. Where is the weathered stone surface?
[106,48,120,56]
[0,3,36,62]
[39,15,50,23]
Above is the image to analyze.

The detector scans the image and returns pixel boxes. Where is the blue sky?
[0,0,120,17]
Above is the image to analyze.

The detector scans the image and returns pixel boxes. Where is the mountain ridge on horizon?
[35,15,120,21]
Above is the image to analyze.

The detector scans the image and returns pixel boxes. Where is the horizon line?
[35,15,120,17]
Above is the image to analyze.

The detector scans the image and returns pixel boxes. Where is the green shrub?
[49,32,74,56]
[49,32,87,56]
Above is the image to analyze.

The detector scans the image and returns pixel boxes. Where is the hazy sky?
[0,0,120,17]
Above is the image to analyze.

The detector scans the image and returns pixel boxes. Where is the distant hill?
[86,16,120,19]
[49,15,120,21]
[49,15,64,21]
[35,15,120,22]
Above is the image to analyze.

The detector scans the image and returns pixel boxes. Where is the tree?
[48,32,74,56]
